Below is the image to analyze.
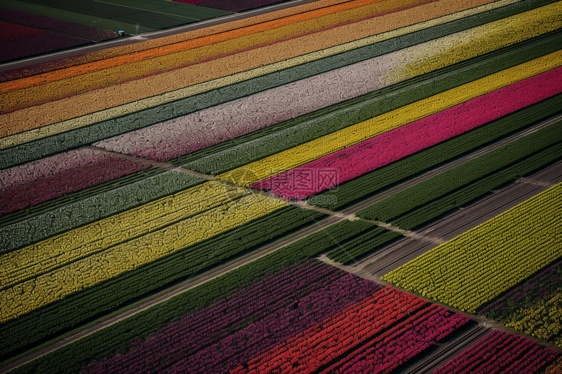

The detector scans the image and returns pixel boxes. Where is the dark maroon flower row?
[0,20,45,41]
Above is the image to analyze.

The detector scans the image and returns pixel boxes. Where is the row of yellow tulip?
[0,181,241,289]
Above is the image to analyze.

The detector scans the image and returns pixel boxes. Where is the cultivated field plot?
[0,0,561,372]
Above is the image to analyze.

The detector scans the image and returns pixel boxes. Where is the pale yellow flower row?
[384,183,562,313]
[0,181,244,290]
[0,0,519,149]
[0,193,286,322]
[218,50,562,186]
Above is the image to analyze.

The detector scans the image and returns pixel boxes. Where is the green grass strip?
[0,206,326,362]
[326,226,402,265]
[180,29,562,174]
[356,120,562,223]
[393,143,562,230]
[0,170,204,252]
[1,0,554,170]
[310,93,562,211]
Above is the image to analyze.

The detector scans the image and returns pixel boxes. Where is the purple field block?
[0,32,87,62]
[0,8,73,29]
[0,7,117,45]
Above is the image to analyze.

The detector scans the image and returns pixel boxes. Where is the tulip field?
[1,0,562,372]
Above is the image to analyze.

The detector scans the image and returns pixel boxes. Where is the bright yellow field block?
[383,182,562,313]
[0,0,519,149]
[219,50,562,186]
[0,181,245,290]
[0,193,286,322]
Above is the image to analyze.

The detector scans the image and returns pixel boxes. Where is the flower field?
[1,0,561,372]
[356,119,562,229]
[252,64,562,198]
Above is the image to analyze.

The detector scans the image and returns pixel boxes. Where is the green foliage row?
[393,143,562,230]
[326,226,402,265]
